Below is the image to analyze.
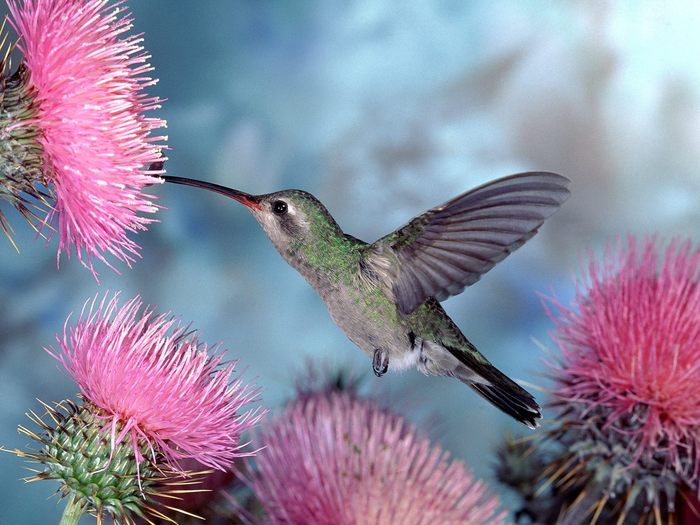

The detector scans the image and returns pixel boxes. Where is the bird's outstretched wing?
[365,172,570,314]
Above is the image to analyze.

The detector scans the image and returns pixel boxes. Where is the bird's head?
[162,176,341,256]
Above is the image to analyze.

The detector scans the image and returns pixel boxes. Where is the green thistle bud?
[13,399,205,525]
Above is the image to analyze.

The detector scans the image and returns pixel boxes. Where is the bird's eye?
[272,200,288,215]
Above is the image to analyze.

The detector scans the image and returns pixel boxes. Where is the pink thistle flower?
[7,0,166,275]
[543,236,700,522]
[250,390,508,525]
[50,292,266,474]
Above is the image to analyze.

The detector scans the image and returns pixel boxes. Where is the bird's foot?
[372,349,389,377]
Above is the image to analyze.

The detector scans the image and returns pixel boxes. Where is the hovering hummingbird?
[162,172,570,428]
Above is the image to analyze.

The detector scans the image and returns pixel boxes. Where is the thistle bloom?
[52,293,265,472]
[543,237,700,522]
[3,0,166,275]
[251,390,508,525]
[10,293,265,524]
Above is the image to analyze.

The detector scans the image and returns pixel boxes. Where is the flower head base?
[50,293,265,475]
[5,0,167,275]
[14,399,209,524]
[0,26,51,248]
[494,435,548,522]
[250,390,508,525]
[135,457,241,525]
[542,237,700,522]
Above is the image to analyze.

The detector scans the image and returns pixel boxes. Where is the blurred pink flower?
[251,391,508,525]
[544,236,700,520]
[50,293,266,474]
[7,0,166,275]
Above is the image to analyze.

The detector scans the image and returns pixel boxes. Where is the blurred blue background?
[2,1,700,523]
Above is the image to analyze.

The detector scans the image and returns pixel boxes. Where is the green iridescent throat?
[291,198,365,284]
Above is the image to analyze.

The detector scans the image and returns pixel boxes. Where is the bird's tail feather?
[469,380,541,429]
[444,344,541,428]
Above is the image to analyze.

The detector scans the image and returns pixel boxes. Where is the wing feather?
[365,172,570,313]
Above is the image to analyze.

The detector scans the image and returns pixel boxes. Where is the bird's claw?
[372,349,389,377]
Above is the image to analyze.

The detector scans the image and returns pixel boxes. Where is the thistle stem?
[59,494,85,525]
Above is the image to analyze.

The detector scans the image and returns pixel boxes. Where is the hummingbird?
[162,171,570,428]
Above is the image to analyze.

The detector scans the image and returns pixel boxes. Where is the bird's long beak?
[161,175,262,210]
